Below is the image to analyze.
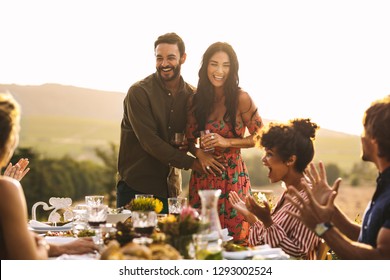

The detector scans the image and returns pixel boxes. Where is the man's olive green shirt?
[117,72,195,197]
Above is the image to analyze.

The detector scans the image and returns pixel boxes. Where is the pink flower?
[180,206,199,220]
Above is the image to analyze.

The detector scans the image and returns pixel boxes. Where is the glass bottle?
[195,189,223,259]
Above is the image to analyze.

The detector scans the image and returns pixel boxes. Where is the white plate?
[223,245,287,260]
[223,250,255,260]
[29,222,73,233]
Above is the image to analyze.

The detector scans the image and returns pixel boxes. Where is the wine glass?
[87,204,108,229]
[85,195,104,207]
[171,132,186,149]
[131,211,157,237]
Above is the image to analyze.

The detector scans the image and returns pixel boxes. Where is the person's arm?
[201,90,263,150]
[185,97,226,175]
[126,86,194,170]
[249,204,319,259]
[330,205,361,240]
[0,178,47,259]
[320,226,390,259]
[48,237,98,257]
[286,181,390,259]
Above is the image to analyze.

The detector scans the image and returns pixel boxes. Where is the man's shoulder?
[127,74,158,94]
[184,82,196,94]
[131,73,155,88]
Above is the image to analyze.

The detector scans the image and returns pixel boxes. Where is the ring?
[210,134,215,140]
[206,166,210,170]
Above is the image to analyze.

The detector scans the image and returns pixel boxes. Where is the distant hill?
[0,83,362,171]
[0,83,125,161]
[0,83,124,121]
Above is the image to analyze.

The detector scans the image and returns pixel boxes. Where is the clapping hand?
[285,162,340,230]
[228,191,258,225]
[304,161,341,205]
[3,158,30,181]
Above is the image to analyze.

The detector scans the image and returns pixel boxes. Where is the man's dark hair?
[364,95,390,161]
[154,32,185,57]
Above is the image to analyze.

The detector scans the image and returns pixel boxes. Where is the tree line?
[11,143,375,219]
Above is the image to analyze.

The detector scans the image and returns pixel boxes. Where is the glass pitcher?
[195,189,223,259]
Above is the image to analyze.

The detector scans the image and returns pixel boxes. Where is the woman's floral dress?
[187,116,263,244]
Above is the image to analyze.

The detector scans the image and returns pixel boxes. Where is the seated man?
[286,96,390,259]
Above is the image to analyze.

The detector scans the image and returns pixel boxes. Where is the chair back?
[316,239,331,260]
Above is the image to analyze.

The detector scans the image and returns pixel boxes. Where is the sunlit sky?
[1,0,390,136]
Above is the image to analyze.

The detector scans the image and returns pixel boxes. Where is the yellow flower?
[125,197,163,213]
[154,199,163,214]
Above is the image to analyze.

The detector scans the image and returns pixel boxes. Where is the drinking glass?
[200,130,215,153]
[168,197,188,216]
[94,223,117,251]
[170,132,186,148]
[193,233,223,260]
[71,204,89,235]
[85,195,104,207]
[132,210,157,237]
[87,204,108,229]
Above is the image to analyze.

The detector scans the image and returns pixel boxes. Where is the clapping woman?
[229,119,322,259]
[0,92,97,259]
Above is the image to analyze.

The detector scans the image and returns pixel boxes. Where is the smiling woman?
[229,118,322,259]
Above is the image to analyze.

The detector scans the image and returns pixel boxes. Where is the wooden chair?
[317,239,332,260]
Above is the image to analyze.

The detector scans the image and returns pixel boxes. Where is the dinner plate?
[29,220,73,233]
[222,245,287,260]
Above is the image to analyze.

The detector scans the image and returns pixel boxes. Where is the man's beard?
[157,64,181,82]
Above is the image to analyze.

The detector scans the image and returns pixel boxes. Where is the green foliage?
[11,147,110,218]
[243,152,270,186]
[324,163,342,185]
[350,161,377,181]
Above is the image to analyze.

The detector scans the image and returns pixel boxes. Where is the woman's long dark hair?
[192,42,240,137]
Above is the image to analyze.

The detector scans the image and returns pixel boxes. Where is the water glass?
[85,195,104,207]
[168,197,188,216]
[87,204,108,229]
[132,210,157,237]
[72,204,89,235]
[94,223,117,251]
[200,130,215,153]
[193,233,222,260]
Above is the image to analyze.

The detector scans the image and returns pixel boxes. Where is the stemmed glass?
[132,211,157,237]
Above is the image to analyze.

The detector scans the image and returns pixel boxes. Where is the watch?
[314,222,333,237]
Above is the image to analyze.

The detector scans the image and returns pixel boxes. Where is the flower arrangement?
[158,206,201,236]
[157,206,201,259]
[125,197,163,213]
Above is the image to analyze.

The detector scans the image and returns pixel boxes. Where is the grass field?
[253,181,374,221]
[20,116,120,160]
